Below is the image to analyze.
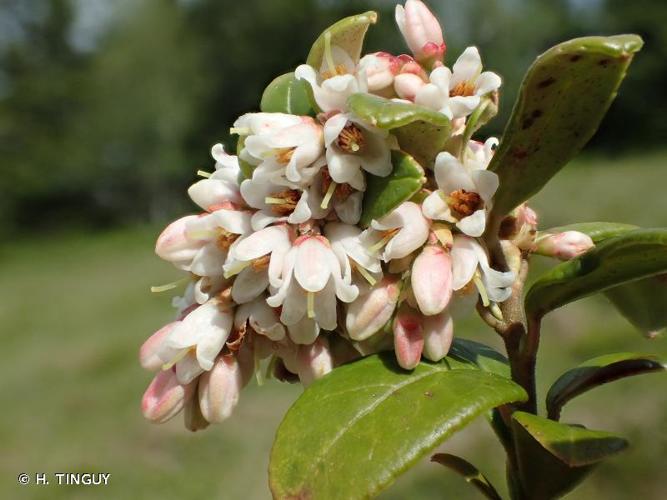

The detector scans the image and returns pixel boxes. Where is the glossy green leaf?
[360,150,425,227]
[348,93,452,168]
[431,453,502,500]
[306,11,377,68]
[543,223,667,337]
[260,72,316,115]
[525,229,667,320]
[489,35,643,217]
[546,353,666,420]
[269,353,527,500]
[512,412,628,499]
[448,338,510,378]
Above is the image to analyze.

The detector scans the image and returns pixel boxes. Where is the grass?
[1,152,666,499]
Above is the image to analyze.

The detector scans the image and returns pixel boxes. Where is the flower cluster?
[139,0,591,430]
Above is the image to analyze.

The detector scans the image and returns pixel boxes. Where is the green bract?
[260,72,316,116]
[306,11,377,68]
[360,150,425,227]
[269,351,526,500]
[489,35,643,217]
[347,93,452,168]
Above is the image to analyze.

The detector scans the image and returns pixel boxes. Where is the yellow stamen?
[367,229,399,255]
[223,260,252,279]
[490,303,504,321]
[197,170,212,178]
[320,180,337,209]
[265,197,287,205]
[150,276,190,293]
[324,31,336,77]
[473,272,490,307]
[307,292,316,319]
[229,127,250,135]
[352,261,377,286]
[161,347,194,371]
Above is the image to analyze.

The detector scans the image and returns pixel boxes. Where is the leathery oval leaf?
[360,150,425,227]
[512,412,628,499]
[525,228,667,321]
[269,353,527,500]
[260,72,316,116]
[489,35,643,217]
[348,93,451,168]
[546,353,666,420]
[306,11,377,69]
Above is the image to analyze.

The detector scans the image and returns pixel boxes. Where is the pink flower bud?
[393,305,424,370]
[139,322,177,371]
[394,73,427,100]
[198,355,244,424]
[183,393,209,432]
[359,52,399,91]
[422,312,453,362]
[155,215,202,265]
[297,337,333,387]
[516,204,538,228]
[346,276,400,341]
[141,369,195,424]
[411,245,453,316]
[535,231,595,261]
[395,0,445,66]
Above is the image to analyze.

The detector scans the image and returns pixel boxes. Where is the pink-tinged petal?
[393,305,424,370]
[451,235,479,290]
[535,231,594,261]
[411,246,453,315]
[475,71,501,96]
[395,0,445,63]
[452,46,482,84]
[288,317,320,345]
[471,169,499,202]
[422,312,454,361]
[188,178,241,211]
[359,52,397,91]
[232,225,287,261]
[141,369,195,423]
[394,73,426,100]
[231,266,269,304]
[155,215,202,264]
[456,209,487,237]
[297,337,333,386]
[346,276,400,341]
[140,322,177,371]
[294,237,332,292]
[198,355,244,423]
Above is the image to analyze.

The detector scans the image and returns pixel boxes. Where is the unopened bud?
[141,369,195,424]
[198,355,244,424]
[411,245,453,315]
[297,337,334,387]
[394,73,427,101]
[359,52,399,91]
[155,215,201,265]
[346,276,400,341]
[535,231,594,260]
[395,0,446,67]
[393,305,424,370]
[139,322,177,371]
[422,312,453,362]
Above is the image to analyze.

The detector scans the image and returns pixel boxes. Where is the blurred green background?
[1,0,665,498]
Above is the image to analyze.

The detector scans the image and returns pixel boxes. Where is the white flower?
[323,113,393,191]
[234,112,324,185]
[414,47,500,119]
[325,222,382,286]
[361,201,430,262]
[267,235,359,338]
[422,149,499,237]
[234,297,286,342]
[156,299,234,385]
[450,235,514,304]
[295,46,366,113]
[188,144,243,211]
[223,224,293,304]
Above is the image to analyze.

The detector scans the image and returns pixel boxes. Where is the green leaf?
[269,353,527,500]
[525,228,667,320]
[260,72,316,115]
[347,93,451,168]
[431,453,502,500]
[448,338,510,378]
[511,412,628,499]
[489,35,643,217]
[546,353,666,420]
[543,223,667,337]
[306,11,377,68]
[360,150,425,227]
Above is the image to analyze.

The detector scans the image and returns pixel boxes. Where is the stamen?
[368,229,398,255]
[229,127,250,135]
[265,197,287,205]
[336,123,365,153]
[197,170,212,178]
[352,261,377,286]
[490,303,504,321]
[161,347,193,371]
[150,276,190,293]
[324,31,336,77]
[473,272,490,307]
[320,180,337,209]
[307,292,316,319]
